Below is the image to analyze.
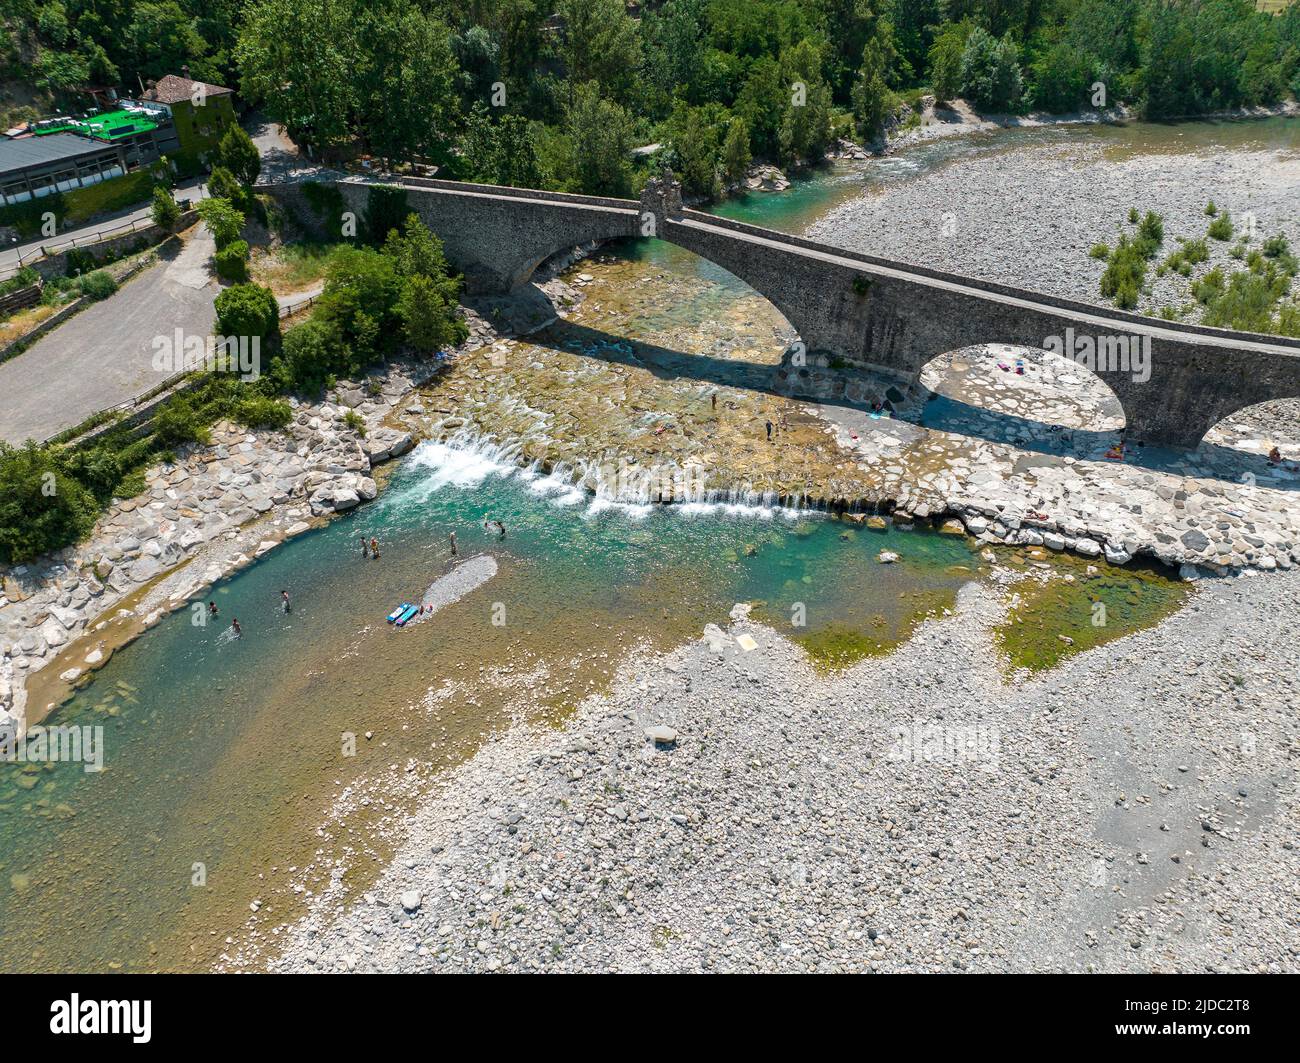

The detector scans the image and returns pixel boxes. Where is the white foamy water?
[389,430,825,524]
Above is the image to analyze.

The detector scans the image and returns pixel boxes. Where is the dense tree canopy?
[5,0,1299,201]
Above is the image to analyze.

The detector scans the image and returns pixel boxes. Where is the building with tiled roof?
[140,67,237,167]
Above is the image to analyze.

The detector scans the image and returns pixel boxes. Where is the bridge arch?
[261,175,1300,449]
[914,343,1127,449]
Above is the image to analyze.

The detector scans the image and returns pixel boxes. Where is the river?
[1,118,1245,972]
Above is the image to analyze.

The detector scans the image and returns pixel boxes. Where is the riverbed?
[7,117,1294,972]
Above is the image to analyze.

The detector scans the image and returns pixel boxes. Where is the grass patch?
[251,242,347,297]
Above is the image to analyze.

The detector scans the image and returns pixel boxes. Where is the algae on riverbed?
[994,552,1193,672]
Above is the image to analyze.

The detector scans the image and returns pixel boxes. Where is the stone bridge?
[267,174,1300,448]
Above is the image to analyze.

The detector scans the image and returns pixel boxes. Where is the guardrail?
[279,293,317,317]
[0,192,203,280]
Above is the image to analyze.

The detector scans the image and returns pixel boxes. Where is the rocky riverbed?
[254,563,1298,974]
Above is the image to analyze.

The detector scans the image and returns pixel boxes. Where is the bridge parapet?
[259,174,1300,447]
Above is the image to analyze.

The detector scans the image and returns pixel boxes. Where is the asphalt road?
[0,178,207,277]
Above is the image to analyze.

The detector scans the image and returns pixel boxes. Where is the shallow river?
[1,117,1250,971]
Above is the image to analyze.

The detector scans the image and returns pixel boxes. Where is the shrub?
[363,185,411,245]
[151,394,212,449]
[214,283,280,343]
[1136,211,1164,253]
[343,409,367,436]
[232,393,292,430]
[1089,243,1109,260]
[0,266,38,297]
[1262,233,1290,258]
[1208,212,1233,241]
[77,270,118,301]
[0,442,100,563]
[1204,201,1218,217]
[214,239,250,282]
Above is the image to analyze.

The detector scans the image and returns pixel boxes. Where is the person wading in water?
[449,531,458,556]
[370,537,381,559]
[231,618,242,638]
[281,590,291,613]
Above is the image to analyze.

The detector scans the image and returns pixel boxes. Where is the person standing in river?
[231,618,242,639]
[361,536,369,558]
[370,537,380,559]
[281,590,291,614]
[449,531,458,556]
[208,601,219,620]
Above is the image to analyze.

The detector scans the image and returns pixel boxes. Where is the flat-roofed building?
[0,133,133,206]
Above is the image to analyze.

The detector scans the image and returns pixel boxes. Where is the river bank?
[0,285,569,739]
[258,562,1298,974]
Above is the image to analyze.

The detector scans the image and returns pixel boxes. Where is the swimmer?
[231,618,242,638]
[281,589,291,613]
[208,601,218,619]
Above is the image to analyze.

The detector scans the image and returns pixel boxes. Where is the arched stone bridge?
[268,174,1300,448]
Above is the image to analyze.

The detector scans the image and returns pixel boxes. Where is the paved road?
[0,226,219,446]
[0,178,207,276]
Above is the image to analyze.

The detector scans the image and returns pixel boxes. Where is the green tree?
[0,443,100,564]
[721,116,752,185]
[556,0,642,103]
[398,274,465,351]
[736,56,786,159]
[150,185,181,231]
[217,125,261,186]
[197,196,245,249]
[276,318,345,391]
[960,26,1023,112]
[237,0,358,152]
[353,0,461,164]
[318,246,404,360]
[780,38,833,163]
[1028,39,1095,112]
[669,103,720,198]
[929,20,972,104]
[214,283,280,342]
[382,215,457,286]
[641,0,707,108]
[458,107,547,188]
[563,81,633,196]
[123,1,209,84]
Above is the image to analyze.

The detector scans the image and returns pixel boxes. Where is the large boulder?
[364,428,415,465]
